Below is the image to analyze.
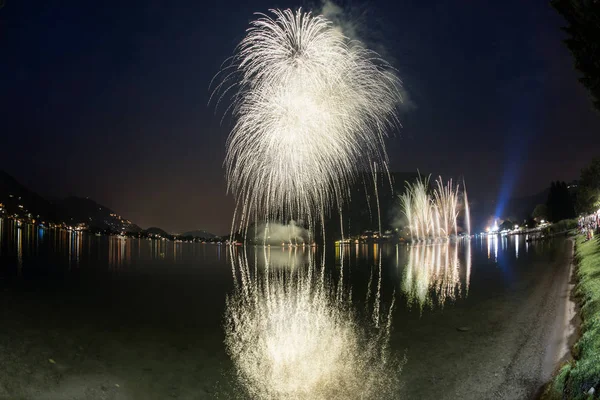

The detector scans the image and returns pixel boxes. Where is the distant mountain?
[0,170,57,221]
[181,230,216,239]
[58,196,142,232]
[0,170,140,232]
[146,227,170,237]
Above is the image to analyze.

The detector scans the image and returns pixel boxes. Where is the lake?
[0,218,574,399]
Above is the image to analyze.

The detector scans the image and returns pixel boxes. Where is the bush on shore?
[544,218,579,235]
[545,235,600,399]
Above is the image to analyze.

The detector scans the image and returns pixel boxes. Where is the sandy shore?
[394,238,578,399]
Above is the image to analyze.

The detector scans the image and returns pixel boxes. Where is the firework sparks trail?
[462,179,471,237]
[225,246,402,399]
[400,174,471,242]
[213,9,402,236]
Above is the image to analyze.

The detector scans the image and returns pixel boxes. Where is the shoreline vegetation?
[544,233,600,399]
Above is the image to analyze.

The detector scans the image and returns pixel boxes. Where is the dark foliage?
[545,181,576,221]
[576,157,600,214]
[552,0,600,112]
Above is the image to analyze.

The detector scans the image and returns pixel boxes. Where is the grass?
[545,234,600,399]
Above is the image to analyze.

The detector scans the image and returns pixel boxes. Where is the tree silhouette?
[546,181,576,222]
[576,157,600,213]
[532,203,548,221]
[552,0,600,112]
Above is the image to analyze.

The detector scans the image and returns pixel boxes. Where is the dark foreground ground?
[0,264,237,400]
[0,239,577,400]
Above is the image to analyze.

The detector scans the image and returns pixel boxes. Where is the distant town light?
[490,220,499,232]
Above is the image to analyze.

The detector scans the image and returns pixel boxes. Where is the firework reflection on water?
[401,241,472,310]
[224,246,403,399]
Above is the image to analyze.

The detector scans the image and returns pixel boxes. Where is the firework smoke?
[214,8,402,236]
[252,221,310,245]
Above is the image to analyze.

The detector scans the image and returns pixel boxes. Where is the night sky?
[1,0,599,235]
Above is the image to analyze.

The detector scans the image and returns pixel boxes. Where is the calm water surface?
[0,218,569,399]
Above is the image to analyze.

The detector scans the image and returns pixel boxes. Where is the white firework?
[214,8,402,236]
[462,179,471,236]
[400,175,470,241]
[433,177,459,238]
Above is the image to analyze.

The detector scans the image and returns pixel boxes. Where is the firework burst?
[213,9,402,236]
[400,174,470,241]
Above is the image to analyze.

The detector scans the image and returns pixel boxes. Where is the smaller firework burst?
[400,174,471,242]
